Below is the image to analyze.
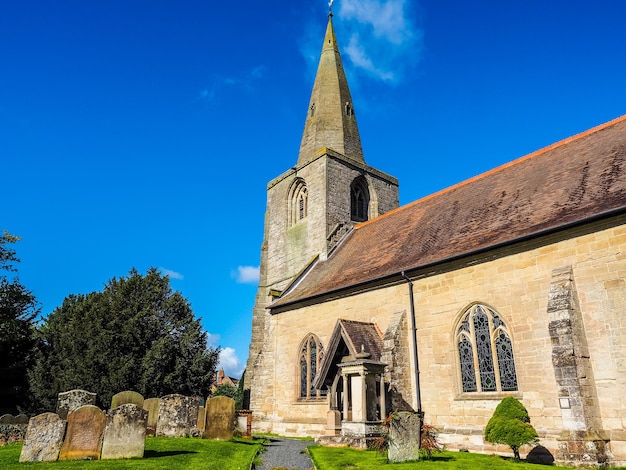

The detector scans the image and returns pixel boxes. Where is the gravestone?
[143,398,160,437]
[0,414,13,424]
[101,404,148,460]
[19,413,66,462]
[156,394,199,438]
[56,389,97,420]
[387,411,422,463]
[15,414,30,424]
[197,406,206,432]
[111,390,144,410]
[59,405,106,460]
[204,396,235,440]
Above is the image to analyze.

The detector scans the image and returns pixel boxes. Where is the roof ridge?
[355,114,626,230]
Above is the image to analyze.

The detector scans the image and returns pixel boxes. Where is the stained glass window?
[298,334,325,399]
[456,304,518,393]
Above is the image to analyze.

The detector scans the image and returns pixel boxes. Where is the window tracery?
[298,333,325,399]
[350,176,369,222]
[456,304,518,393]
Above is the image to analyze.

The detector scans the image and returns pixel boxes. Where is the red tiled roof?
[274,115,626,308]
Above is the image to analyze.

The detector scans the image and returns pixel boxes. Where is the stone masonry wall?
[257,216,626,465]
[246,150,398,419]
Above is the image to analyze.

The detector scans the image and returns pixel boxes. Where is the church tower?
[244,13,399,422]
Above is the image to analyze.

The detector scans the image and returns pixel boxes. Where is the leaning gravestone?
[387,411,422,463]
[204,396,235,440]
[59,405,106,460]
[101,404,148,459]
[56,389,97,420]
[19,413,66,462]
[156,394,200,437]
[110,390,144,410]
[143,398,160,437]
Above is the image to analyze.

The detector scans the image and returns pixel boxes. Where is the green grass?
[309,446,561,470]
[0,436,262,469]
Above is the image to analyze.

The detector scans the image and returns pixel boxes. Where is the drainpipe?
[401,271,423,419]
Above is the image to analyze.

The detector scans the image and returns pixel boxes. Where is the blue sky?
[2,0,625,378]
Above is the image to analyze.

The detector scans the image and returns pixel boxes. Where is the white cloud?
[339,0,413,45]
[345,34,394,82]
[206,332,221,347]
[159,267,184,280]
[200,65,267,102]
[235,265,260,284]
[333,0,423,83]
[219,347,245,378]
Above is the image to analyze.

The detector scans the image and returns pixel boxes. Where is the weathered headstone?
[197,406,206,432]
[15,414,30,424]
[0,414,13,424]
[156,394,199,437]
[59,405,106,460]
[110,390,144,410]
[101,404,148,460]
[387,411,422,463]
[19,413,66,462]
[204,396,235,440]
[143,397,160,437]
[56,389,97,420]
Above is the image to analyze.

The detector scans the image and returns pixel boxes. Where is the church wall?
[259,218,626,463]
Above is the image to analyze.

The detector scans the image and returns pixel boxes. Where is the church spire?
[297,13,365,165]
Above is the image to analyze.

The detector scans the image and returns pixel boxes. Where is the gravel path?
[254,437,315,470]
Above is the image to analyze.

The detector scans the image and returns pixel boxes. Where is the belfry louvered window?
[456,304,518,393]
[298,334,325,399]
[350,176,369,222]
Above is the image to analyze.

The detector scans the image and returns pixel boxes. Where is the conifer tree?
[29,268,219,411]
[0,232,39,414]
[484,396,538,460]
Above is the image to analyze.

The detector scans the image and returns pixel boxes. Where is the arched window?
[456,304,518,393]
[298,334,325,399]
[288,178,308,226]
[350,176,369,222]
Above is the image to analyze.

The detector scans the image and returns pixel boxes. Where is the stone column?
[342,374,349,420]
[380,378,386,420]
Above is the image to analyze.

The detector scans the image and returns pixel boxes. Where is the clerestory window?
[298,333,326,399]
[456,304,518,393]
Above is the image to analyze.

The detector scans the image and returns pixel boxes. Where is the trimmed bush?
[484,397,538,460]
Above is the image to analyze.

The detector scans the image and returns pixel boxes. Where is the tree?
[29,268,219,411]
[484,396,538,460]
[0,232,39,414]
[212,383,243,410]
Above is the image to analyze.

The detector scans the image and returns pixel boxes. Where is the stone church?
[244,13,626,466]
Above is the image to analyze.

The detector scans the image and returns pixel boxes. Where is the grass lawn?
[309,446,562,470]
[0,436,262,469]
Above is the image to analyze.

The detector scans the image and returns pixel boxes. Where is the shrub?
[484,397,538,460]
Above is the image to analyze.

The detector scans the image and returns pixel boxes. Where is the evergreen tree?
[0,232,39,414]
[212,383,243,410]
[29,268,219,411]
[484,396,538,460]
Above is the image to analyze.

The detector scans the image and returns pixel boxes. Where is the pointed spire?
[297,13,365,165]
